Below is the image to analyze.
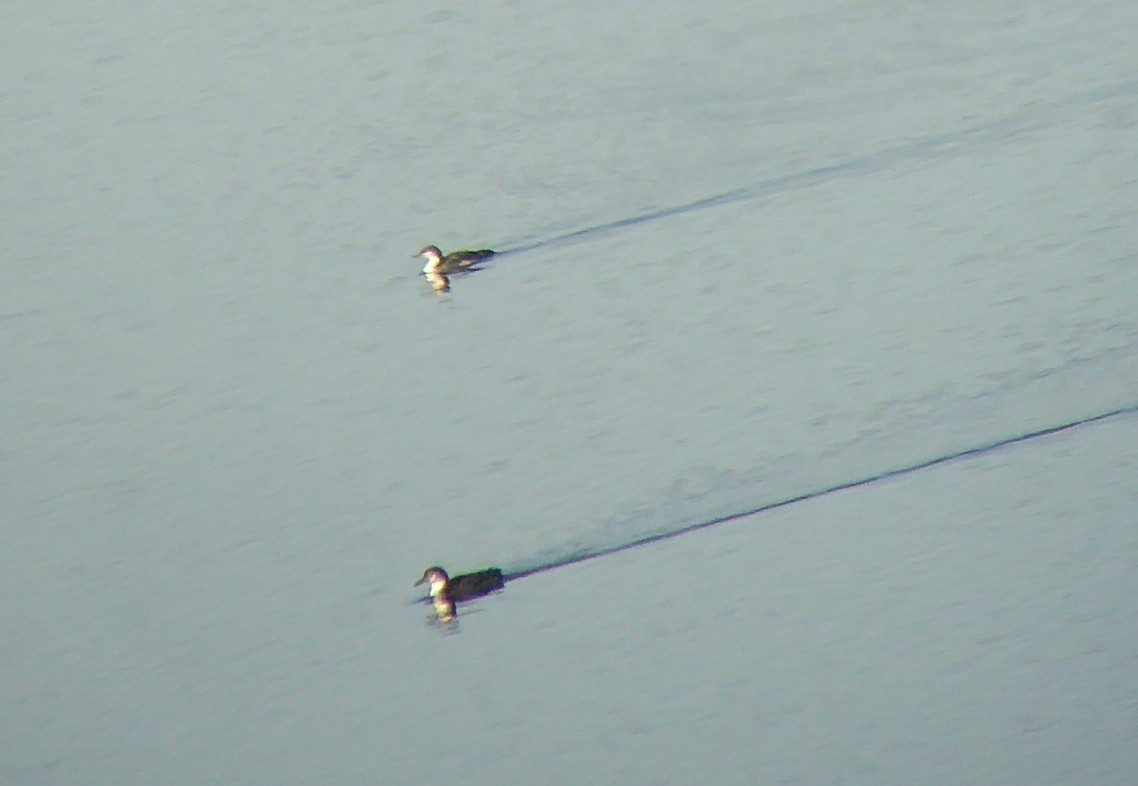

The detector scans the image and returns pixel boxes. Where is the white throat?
[429,578,447,597]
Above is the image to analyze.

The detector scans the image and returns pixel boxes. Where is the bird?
[414,566,505,622]
[416,245,496,275]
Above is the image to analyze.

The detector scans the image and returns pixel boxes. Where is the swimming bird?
[414,566,505,622]
[416,245,496,275]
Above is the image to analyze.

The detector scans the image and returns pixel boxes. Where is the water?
[3,1,1138,784]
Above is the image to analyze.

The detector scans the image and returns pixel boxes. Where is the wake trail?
[503,403,1138,582]
[492,79,1138,258]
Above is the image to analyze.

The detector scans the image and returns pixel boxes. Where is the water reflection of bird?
[414,566,505,623]
[424,270,452,293]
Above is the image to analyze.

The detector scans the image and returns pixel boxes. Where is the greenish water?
[3,1,1138,783]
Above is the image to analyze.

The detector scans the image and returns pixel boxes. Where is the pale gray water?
[3,1,1138,784]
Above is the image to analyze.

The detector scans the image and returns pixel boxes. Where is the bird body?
[414,566,505,623]
[417,245,496,274]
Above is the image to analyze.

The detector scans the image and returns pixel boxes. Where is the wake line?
[493,78,1138,258]
[503,403,1138,582]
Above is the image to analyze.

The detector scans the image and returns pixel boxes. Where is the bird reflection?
[425,270,452,293]
[414,566,505,625]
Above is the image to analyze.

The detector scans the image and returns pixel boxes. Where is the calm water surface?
[3,0,1137,783]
